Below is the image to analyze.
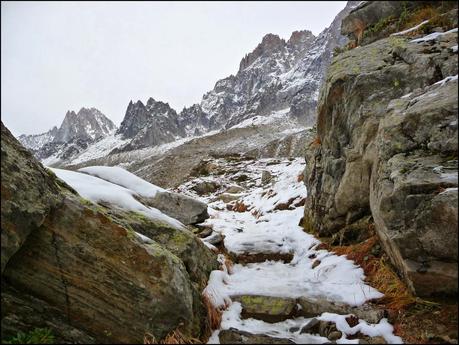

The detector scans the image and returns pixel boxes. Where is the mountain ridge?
[18,1,357,165]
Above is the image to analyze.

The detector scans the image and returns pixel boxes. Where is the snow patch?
[410,28,458,43]
[78,165,165,198]
[391,20,429,36]
[51,168,184,229]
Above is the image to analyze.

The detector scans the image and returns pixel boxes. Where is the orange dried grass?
[332,235,416,312]
[202,294,222,331]
[232,201,248,212]
[160,329,201,344]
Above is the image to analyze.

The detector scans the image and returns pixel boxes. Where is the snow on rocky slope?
[174,156,402,344]
[111,1,357,153]
[18,126,58,152]
[18,1,356,165]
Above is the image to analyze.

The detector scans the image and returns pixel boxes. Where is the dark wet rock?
[219,328,295,344]
[230,251,294,265]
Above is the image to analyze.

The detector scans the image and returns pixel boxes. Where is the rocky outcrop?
[1,122,63,273]
[342,1,457,46]
[115,98,185,152]
[54,107,115,143]
[1,121,217,343]
[142,191,209,225]
[303,1,458,296]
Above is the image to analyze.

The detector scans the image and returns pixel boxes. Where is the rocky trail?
[174,157,403,344]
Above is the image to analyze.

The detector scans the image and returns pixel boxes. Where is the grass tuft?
[159,329,201,344]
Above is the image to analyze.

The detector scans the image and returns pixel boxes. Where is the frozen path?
[176,157,403,344]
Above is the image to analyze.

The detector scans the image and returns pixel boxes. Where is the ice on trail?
[209,302,329,344]
[78,165,165,197]
[210,303,403,344]
[51,168,184,229]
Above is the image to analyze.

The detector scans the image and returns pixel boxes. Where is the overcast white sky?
[1,1,346,136]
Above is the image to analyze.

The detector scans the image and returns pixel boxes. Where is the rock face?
[303,1,458,296]
[18,107,115,163]
[17,126,58,153]
[1,123,63,273]
[115,98,185,151]
[54,107,115,143]
[1,121,217,343]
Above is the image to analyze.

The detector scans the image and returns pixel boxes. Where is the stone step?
[219,328,295,344]
[219,326,387,344]
[231,295,298,323]
[229,251,294,264]
[297,297,385,324]
[231,294,384,325]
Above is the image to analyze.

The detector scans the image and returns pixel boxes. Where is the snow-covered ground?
[180,157,402,344]
[49,156,402,343]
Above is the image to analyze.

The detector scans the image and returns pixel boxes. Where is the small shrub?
[159,329,201,344]
[232,201,248,212]
[3,328,55,344]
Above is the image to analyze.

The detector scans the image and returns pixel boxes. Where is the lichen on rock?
[303,1,458,296]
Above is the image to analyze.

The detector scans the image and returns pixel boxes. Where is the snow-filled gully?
[183,158,403,344]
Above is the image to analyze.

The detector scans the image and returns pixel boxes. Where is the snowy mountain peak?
[54,107,115,143]
[239,33,287,72]
[115,98,184,151]
[18,126,59,152]
[18,107,115,164]
[117,100,150,139]
[288,30,315,45]
[17,2,355,164]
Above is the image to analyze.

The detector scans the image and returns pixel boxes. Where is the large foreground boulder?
[303,2,458,296]
[1,122,218,343]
